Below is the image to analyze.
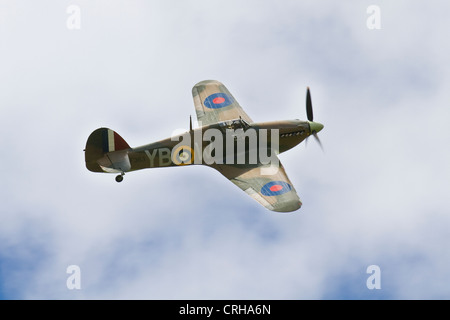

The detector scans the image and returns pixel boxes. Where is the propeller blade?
[304,134,323,151]
[305,86,324,151]
[313,133,324,151]
[306,87,313,122]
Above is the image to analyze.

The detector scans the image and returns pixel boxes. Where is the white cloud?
[1,0,450,300]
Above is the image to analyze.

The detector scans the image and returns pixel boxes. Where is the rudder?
[85,128,131,172]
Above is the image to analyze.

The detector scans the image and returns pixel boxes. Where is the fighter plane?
[84,80,324,212]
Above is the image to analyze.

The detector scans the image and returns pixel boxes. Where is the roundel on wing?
[261,181,292,196]
[204,93,233,109]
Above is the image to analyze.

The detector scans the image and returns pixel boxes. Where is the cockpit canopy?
[218,118,251,131]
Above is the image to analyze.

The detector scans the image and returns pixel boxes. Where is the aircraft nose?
[309,121,324,133]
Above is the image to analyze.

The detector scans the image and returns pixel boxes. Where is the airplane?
[84,80,324,212]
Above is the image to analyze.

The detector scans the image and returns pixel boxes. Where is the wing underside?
[192,80,253,126]
[210,160,302,213]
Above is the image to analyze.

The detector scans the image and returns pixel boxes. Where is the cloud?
[1,0,450,300]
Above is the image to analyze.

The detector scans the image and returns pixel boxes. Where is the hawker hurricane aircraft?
[84,80,324,212]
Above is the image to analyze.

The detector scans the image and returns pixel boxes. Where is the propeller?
[306,87,313,122]
[305,87,324,149]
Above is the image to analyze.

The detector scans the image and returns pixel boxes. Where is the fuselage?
[126,119,312,172]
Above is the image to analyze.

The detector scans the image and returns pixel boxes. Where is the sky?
[1,0,450,300]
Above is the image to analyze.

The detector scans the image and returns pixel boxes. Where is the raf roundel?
[261,181,292,196]
[204,92,233,109]
[172,146,194,165]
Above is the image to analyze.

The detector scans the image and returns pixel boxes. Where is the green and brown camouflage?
[85,80,324,212]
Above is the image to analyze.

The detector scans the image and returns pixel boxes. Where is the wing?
[210,158,302,213]
[192,80,253,126]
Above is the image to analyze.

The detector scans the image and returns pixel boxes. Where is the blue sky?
[1,0,450,299]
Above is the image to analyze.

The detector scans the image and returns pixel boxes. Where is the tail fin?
[85,128,131,172]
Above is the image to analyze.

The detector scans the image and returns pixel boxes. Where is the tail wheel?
[115,174,124,183]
